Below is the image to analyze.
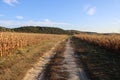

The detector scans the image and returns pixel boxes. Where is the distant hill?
[12,26,68,34]
[66,30,81,34]
[0,26,12,32]
[0,26,98,35]
[66,30,98,35]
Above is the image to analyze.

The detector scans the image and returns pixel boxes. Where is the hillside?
[12,26,68,34]
[0,26,81,34]
[0,26,12,32]
[0,26,98,35]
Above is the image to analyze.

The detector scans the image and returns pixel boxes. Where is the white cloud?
[3,0,19,6]
[16,16,24,19]
[0,20,71,28]
[84,5,96,16]
[87,7,96,16]
[44,19,50,22]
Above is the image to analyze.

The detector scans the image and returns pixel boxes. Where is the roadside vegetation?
[72,35,120,80]
[0,32,67,80]
[75,34,120,54]
[0,32,67,56]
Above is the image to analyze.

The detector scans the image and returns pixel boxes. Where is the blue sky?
[0,0,120,33]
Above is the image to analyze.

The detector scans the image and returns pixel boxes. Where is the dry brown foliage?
[0,32,66,56]
[75,34,120,53]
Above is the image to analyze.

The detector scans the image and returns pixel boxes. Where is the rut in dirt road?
[63,38,89,80]
[37,38,89,80]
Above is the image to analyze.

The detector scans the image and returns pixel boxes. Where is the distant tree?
[0,26,11,32]
[12,26,68,34]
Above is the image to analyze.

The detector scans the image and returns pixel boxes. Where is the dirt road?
[63,38,89,80]
[23,37,120,80]
[37,38,89,80]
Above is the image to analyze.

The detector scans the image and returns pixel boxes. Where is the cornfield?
[0,32,66,57]
[75,34,120,53]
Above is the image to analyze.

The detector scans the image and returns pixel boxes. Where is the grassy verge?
[0,37,67,80]
[72,37,120,80]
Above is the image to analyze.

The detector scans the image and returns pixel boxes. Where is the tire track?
[37,38,90,80]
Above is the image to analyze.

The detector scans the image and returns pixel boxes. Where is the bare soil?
[37,38,89,80]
